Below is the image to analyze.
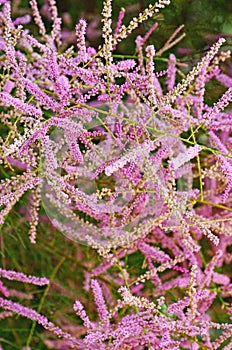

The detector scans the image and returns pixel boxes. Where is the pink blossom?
[0,92,42,117]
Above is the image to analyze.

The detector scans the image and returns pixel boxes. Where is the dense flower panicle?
[64,280,232,349]
[22,78,60,111]
[73,300,93,329]
[101,0,113,67]
[28,180,42,243]
[0,0,232,348]
[29,0,46,37]
[0,175,39,224]
[203,87,232,125]
[91,280,109,323]
[0,92,42,117]
[146,45,158,105]
[76,18,88,63]
[0,268,49,286]
[138,241,171,263]
[163,37,226,105]
[0,298,80,347]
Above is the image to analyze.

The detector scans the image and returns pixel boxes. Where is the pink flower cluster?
[0,0,232,349]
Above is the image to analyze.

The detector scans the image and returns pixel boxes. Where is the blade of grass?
[25,256,66,348]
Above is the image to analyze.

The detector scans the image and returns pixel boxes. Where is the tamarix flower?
[0,0,232,348]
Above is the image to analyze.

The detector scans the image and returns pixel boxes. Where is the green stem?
[194,199,232,213]
[25,256,65,348]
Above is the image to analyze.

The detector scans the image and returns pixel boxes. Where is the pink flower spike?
[0,298,80,347]
[91,279,109,323]
[113,8,125,49]
[0,92,42,117]
[76,18,88,63]
[73,300,93,329]
[142,22,158,45]
[0,268,49,286]
[166,53,176,91]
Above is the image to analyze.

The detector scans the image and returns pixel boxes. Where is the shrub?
[0,0,232,349]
